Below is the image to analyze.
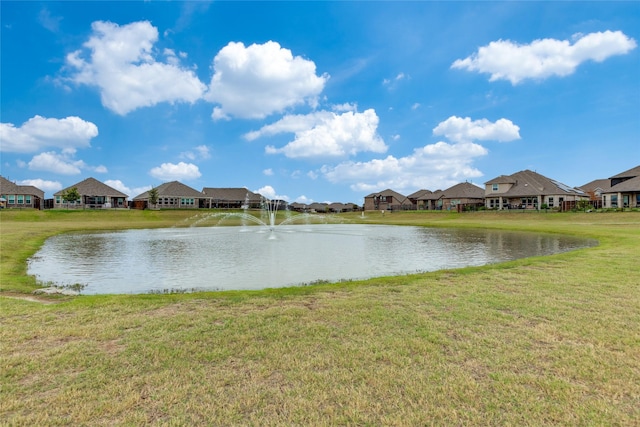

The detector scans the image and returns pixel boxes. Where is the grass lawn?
[1,209,639,425]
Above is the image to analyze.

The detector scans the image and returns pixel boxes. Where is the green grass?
[1,209,639,425]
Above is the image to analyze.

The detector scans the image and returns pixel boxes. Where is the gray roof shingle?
[133,181,202,200]
[609,165,640,180]
[442,182,484,199]
[485,170,584,197]
[0,176,45,199]
[202,187,262,202]
[606,175,640,192]
[54,177,127,198]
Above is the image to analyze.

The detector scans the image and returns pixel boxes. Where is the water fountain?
[185,194,338,233]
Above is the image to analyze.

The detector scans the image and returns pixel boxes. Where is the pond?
[27,224,596,294]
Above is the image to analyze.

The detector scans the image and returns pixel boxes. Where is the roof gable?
[55,177,128,197]
[443,182,484,199]
[0,175,45,198]
[202,187,262,201]
[417,190,444,201]
[606,175,640,192]
[609,165,640,180]
[134,181,202,199]
[485,175,516,185]
[492,170,583,197]
[365,188,407,201]
[407,189,432,199]
[0,176,19,194]
[579,179,611,193]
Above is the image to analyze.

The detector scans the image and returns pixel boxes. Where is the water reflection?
[27,224,596,295]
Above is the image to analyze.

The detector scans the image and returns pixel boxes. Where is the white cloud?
[432,116,521,144]
[383,72,408,89]
[104,179,150,198]
[27,151,107,175]
[211,107,230,121]
[252,109,387,159]
[38,8,62,33]
[17,178,63,193]
[452,30,637,84]
[332,103,358,113]
[194,145,210,159]
[295,195,313,204]
[28,152,83,175]
[254,185,289,201]
[0,115,98,153]
[244,111,331,141]
[320,141,487,193]
[180,145,211,161]
[263,168,274,176]
[65,20,206,115]
[206,41,328,119]
[149,161,201,181]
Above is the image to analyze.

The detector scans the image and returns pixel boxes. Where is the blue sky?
[1,1,639,203]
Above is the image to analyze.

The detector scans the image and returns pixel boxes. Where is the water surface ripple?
[27,224,596,294]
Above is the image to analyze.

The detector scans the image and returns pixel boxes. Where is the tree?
[576,199,592,212]
[61,187,81,208]
[148,187,159,209]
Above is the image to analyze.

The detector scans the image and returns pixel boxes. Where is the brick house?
[484,170,586,210]
[0,175,45,209]
[54,177,128,209]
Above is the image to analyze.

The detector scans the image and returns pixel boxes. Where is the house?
[440,182,485,211]
[484,170,586,210]
[601,165,640,208]
[0,176,45,209]
[363,189,410,211]
[288,202,307,212]
[201,187,263,209]
[307,202,329,213]
[132,181,202,209]
[53,177,128,209]
[328,202,353,213]
[407,189,433,210]
[578,178,610,208]
[417,190,445,210]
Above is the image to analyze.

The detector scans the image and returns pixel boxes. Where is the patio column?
[498,196,503,210]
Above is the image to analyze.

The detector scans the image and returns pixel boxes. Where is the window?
[548,197,554,207]
[87,196,105,205]
[26,195,31,204]
[8,195,15,204]
[492,183,499,191]
[56,196,61,204]
[611,195,618,208]
[17,195,24,204]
